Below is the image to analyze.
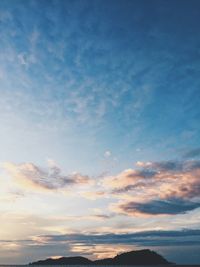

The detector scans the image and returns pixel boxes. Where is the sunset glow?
[0,0,200,265]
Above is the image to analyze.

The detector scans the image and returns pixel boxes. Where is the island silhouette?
[30,249,171,265]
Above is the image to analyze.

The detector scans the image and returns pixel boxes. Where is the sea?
[0,266,187,267]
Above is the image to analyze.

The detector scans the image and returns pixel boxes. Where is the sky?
[0,0,200,264]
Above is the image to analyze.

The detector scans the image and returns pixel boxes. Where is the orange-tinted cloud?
[105,160,200,215]
[2,162,91,191]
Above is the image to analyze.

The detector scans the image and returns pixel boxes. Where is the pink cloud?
[105,160,200,216]
[2,162,91,192]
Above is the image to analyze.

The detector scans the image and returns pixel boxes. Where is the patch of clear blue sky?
[0,0,200,173]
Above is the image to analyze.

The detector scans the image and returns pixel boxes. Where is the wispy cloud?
[2,162,91,191]
[81,191,107,200]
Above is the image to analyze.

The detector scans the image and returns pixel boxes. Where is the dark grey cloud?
[2,229,200,249]
[30,228,200,247]
[150,160,184,172]
[137,169,158,177]
[145,159,200,172]
[183,148,200,158]
[118,198,200,215]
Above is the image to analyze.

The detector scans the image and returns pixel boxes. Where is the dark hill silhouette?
[30,249,171,265]
[30,256,91,265]
[96,249,170,265]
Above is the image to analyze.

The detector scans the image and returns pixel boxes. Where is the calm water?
[0,266,180,267]
[0,266,168,267]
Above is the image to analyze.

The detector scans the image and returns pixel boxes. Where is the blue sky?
[0,0,200,264]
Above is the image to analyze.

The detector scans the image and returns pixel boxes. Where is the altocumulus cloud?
[2,162,91,191]
[103,160,200,216]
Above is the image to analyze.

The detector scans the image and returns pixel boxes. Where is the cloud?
[18,52,37,67]
[3,228,200,248]
[31,228,200,246]
[148,161,184,172]
[2,162,91,191]
[45,214,112,222]
[81,191,106,200]
[109,160,200,200]
[103,168,157,192]
[70,243,134,259]
[116,198,200,215]
[183,148,200,159]
[103,159,200,216]
[104,151,112,158]
[136,160,200,172]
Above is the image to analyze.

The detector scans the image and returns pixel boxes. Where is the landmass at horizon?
[0,0,200,265]
[29,249,171,265]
